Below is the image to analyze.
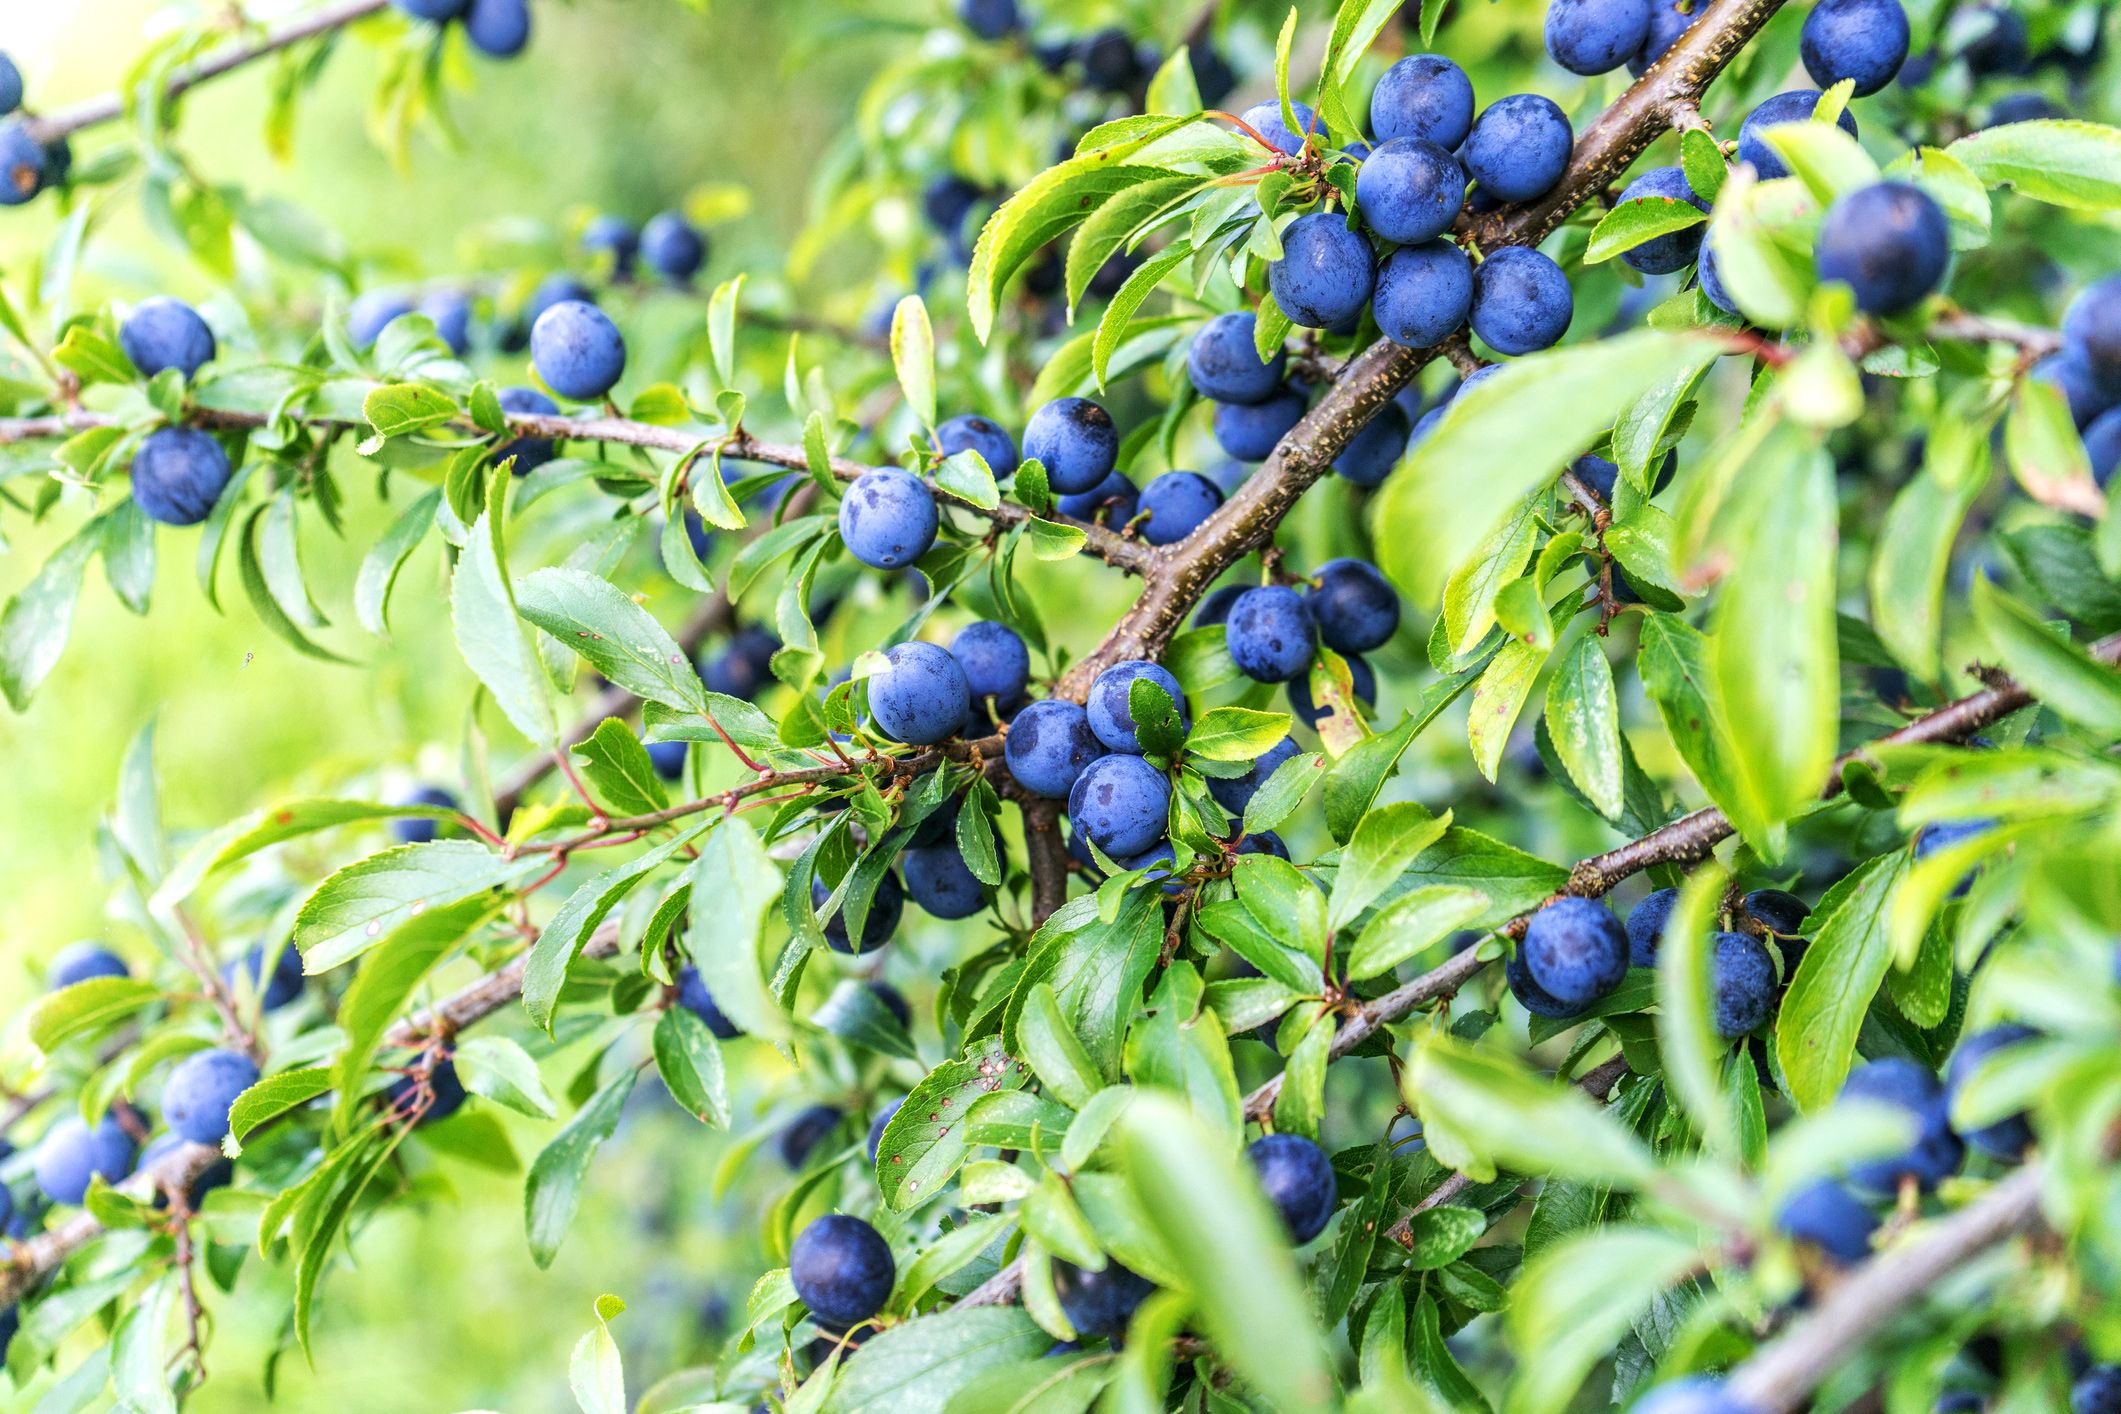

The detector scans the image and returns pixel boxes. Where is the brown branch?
[968,0,1803,1310]
[1054,0,1794,700]
[1726,1164,2045,1412]
[1240,629,2121,1123]
[1019,798,1069,926]
[0,920,625,1307]
[23,0,391,146]
[0,410,1154,575]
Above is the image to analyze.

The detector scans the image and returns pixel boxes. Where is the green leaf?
[1235,854,1328,964]
[0,519,98,711]
[456,1035,558,1119]
[1405,1032,1657,1187]
[1020,982,1104,1111]
[1468,636,1548,782]
[354,488,440,636]
[1092,242,1193,388]
[516,567,711,713]
[330,895,496,1132]
[53,324,136,385]
[1375,332,1723,600]
[1402,1205,1486,1270]
[890,295,937,430]
[1705,171,1815,328]
[97,500,154,621]
[1274,1006,1333,1140]
[1972,578,2121,734]
[156,797,454,907]
[1870,421,1991,678]
[257,489,326,628]
[827,1309,1049,1413]
[28,975,162,1053]
[1195,899,1325,994]
[569,1293,629,1414]
[1343,884,1487,982]
[1680,128,1727,204]
[932,449,1000,511]
[875,1033,1032,1210]
[1761,117,1882,204]
[525,824,708,1029]
[363,382,459,440]
[1123,964,1239,1147]
[1708,429,1836,854]
[1115,1093,1336,1410]
[1024,517,1087,560]
[454,468,557,746]
[1183,706,1293,762]
[526,1069,639,1268]
[291,840,542,973]
[1319,0,1409,137]
[653,1007,731,1127]
[683,819,791,1041]
[2005,374,2101,516]
[1775,853,1911,1111]
[968,158,1184,342]
[706,276,745,391]
[1322,666,1484,842]
[109,1274,178,1414]
[574,718,670,817]
[1948,119,2121,210]
[1065,174,1197,314]
[1505,1225,1704,1414]
[1542,635,1624,820]
[1004,891,1163,1081]
[1242,747,1326,836]
[1440,490,1542,661]
[1387,826,1569,930]
[1638,615,1744,824]
[226,1066,333,1149]
[1584,197,1708,264]
[1329,801,1451,931]
[239,503,350,664]
[1655,863,1736,1152]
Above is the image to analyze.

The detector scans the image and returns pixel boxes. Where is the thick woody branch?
[1056,0,1794,698]
[0,409,1152,575]
[1726,1164,2046,1411]
[23,0,391,147]
[962,0,1808,1313]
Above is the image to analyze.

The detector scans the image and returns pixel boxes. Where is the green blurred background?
[0,2,888,1407]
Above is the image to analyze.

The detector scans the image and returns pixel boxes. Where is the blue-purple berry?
[1138,471,1224,545]
[869,641,971,745]
[1023,397,1119,495]
[1005,699,1103,798]
[1372,240,1474,350]
[840,468,939,570]
[120,297,216,382]
[531,299,627,401]
[1269,213,1377,330]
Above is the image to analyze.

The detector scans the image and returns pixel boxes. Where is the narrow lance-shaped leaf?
[454,466,558,746]
[1708,426,1837,856]
[1655,862,1735,1152]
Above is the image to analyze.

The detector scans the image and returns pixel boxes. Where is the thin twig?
[0,409,1154,575]
[24,0,392,146]
[1725,1165,2046,1412]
